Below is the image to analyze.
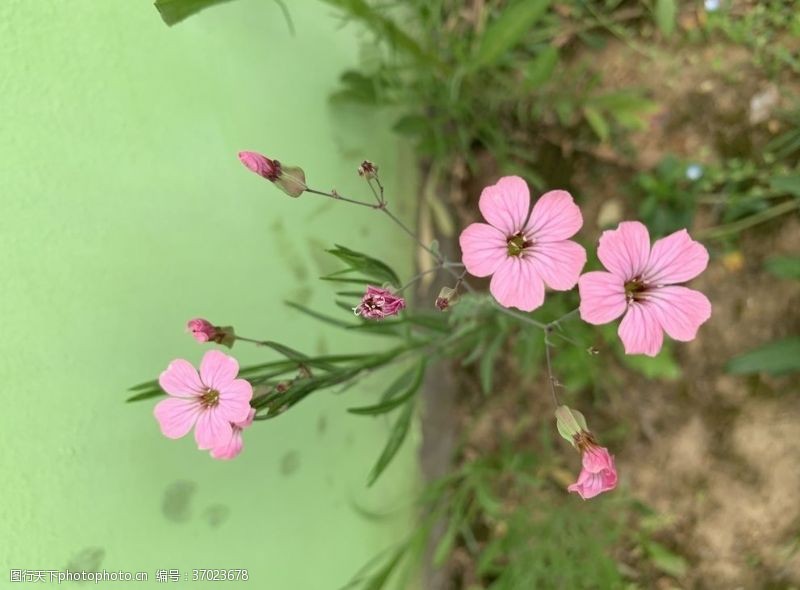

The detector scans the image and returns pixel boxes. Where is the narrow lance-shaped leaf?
[726,337,800,376]
[154,0,237,26]
[654,0,677,37]
[765,256,800,280]
[479,330,506,394]
[325,244,401,287]
[319,0,438,67]
[525,45,558,87]
[126,388,165,403]
[348,361,426,415]
[367,399,415,486]
[473,0,552,68]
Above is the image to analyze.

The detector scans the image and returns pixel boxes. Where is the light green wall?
[0,1,418,586]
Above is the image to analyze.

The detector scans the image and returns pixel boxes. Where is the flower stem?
[544,328,560,407]
[305,187,381,209]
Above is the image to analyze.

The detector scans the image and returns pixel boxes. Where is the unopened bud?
[435,286,459,311]
[238,151,306,198]
[186,318,236,348]
[357,160,378,179]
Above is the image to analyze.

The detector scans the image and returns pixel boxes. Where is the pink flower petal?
[525,190,583,242]
[568,469,618,499]
[478,176,530,236]
[527,239,586,291]
[597,221,650,281]
[578,271,627,325]
[583,446,615,474]
[154,397,202,439]
[645,286,712,342]
[159,359,204,397]
[217,379,253,424]
[644,229,709,285]
[618,301,664,356]
[194,407,234,450]
[199,350,239,391]
[459,222,509,277]
[489,256,545,312]
[210,429,244,460]
[236,407,257,429]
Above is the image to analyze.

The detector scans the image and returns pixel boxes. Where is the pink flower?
[459,176,586,311]
[578,221,711,356]
[568,442,618,500]
[154,350,253,450]
[354,286,406,320]
[210,408,256,460]
[238,150,306,197]
[187,318,217,343]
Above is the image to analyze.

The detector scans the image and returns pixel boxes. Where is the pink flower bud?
[354,286,406,320]
[238,151,281,180]
[186,318,236,348]
[187,318,217,343]
[238,150,306,197]
[567,434,618,500]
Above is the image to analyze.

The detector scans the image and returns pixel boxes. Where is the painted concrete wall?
[0,1,417,586]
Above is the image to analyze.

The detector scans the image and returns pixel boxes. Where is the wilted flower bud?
[353,286,405,320]
[568,440,618,500]
[435,286,459,311]
[555,405,618,500]
[186,318,236,348]
[357,160,378,179]
[238,150,306,198]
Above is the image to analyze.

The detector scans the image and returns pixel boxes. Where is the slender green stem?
[544,329,560,407]
[234,335,269,346]
[695,199,800,240]
[397,266,444,293]
[491,304,548,329]
[305,187,381,209]
[381,206,444,263]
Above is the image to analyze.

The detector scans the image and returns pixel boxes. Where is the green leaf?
[393,114,431,138]
[654,0,677,38]
[320,0,437,66]
[154,0,236,26]
[367,399,414,486]
[525,45,558,87]
[362,548,404,590]
[473,0,552,68]
[589,91,658,130]
[583,106,610,142]
[622,348,681,380]
[329,70,379,105]
[479,330,506,393]
[770,174,800,198]
[125,389,164,403]
[765,256,800,280]
[726,337,800,376]
[325,245,401,287]
[285,301,354,329]
[128,378,159,392]
[645,541,688,578]
[348,361,426,415]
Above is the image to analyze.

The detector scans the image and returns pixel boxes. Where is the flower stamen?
[624,277,647,302]
[507,233,532,257]
[201,388,221,408]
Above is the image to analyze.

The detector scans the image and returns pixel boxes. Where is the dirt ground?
[424,35,800,589]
